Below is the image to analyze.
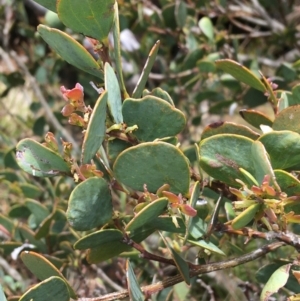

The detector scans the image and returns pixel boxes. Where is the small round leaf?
[123,96,185,142]
[16,138,70,177]
[67,177,112,231]
[113,142,190,194]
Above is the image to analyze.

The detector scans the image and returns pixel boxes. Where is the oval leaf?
[199,17,214,41]
[57,0,115,41]
[74,229,123,250]
[201,121,260,140]
[125,198,168,232]
[251,141,277,186]
[105,63,123,124]
[274,169,300,196]
[260,264,291,301]
[259,131,300,169]
[113,142,190,194]
[273,105,300,134]
[81,91,108,164]
[232,203,261,230]
[239,109,273,129]
[67,177,112,231]
[160,233,190,285]
[187,239,225,256]
[123,96,186,142]
[20,251,76,299]
[19,276,69,301]
[132,41,160,98]
[37,25,103,79]
[216,59,266,92]
[16,138,70,177]
[199,134,255,187]
[127,260,145,301]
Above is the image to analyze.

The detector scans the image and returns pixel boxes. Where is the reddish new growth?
[162,191,197,217]
[60,83,89,127]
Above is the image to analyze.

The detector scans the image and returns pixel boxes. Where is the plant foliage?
[2,0,300,300]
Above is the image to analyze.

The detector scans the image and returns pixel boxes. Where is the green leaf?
[9,205,31,219]
[160,233,190,285]
[143,87,174,106]
[20,183,43,199]
[292,84,300,105]
[175,0,187,29]
[278,92,290,112]
[132,41,160,98]
[57,0,115,41]
[199,134,255,187]
[0,169,20,182]
[107,139,131,164]
[232,203,261,230]
[260,264,291,301]
[35,212,55,239]
[151,216,186,233]
[74,229,124,250]
[105,63,123,124]
[127,260,145,301]
[201,121,260,140]
[187,239,226,256]
[125,198,168,232]
[216,59,266,92]
[259,131,300,169]
[20,251,77,299]
[256,263,300,294]
[0,242,22,256]
[197,59,216,73]
[112,2,127,97]
[33,0,57,12]
[37,25,103,79]
[251,141,277,186]
[16,138,70,177]
[19,276,69,301]
[81,91,108,164]
[87,242,131,263]
[0,214,14,233]
[275,170,300,214]
[67,177,112,231]
[274,170,300,196]
[122,96,186,142]
[16,226,47,252]
[189,216,207,239]
[25,199,50,225]
[273,105,300,134]
[86,227,155,263]
[113,142,190,194]
[239,109,273,129]
[198,17,214,42]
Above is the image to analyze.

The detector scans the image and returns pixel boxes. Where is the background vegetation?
[1,0,300,300]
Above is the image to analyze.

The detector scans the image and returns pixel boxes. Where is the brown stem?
[78,242,284,301]
[220,224,300,251]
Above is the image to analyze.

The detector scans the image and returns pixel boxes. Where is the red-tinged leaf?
[162,191,181,204]
[180,204,197,217]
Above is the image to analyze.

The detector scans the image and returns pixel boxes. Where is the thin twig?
[9,49,80,154]
[95,267,124,292]
[78,242,284,301]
